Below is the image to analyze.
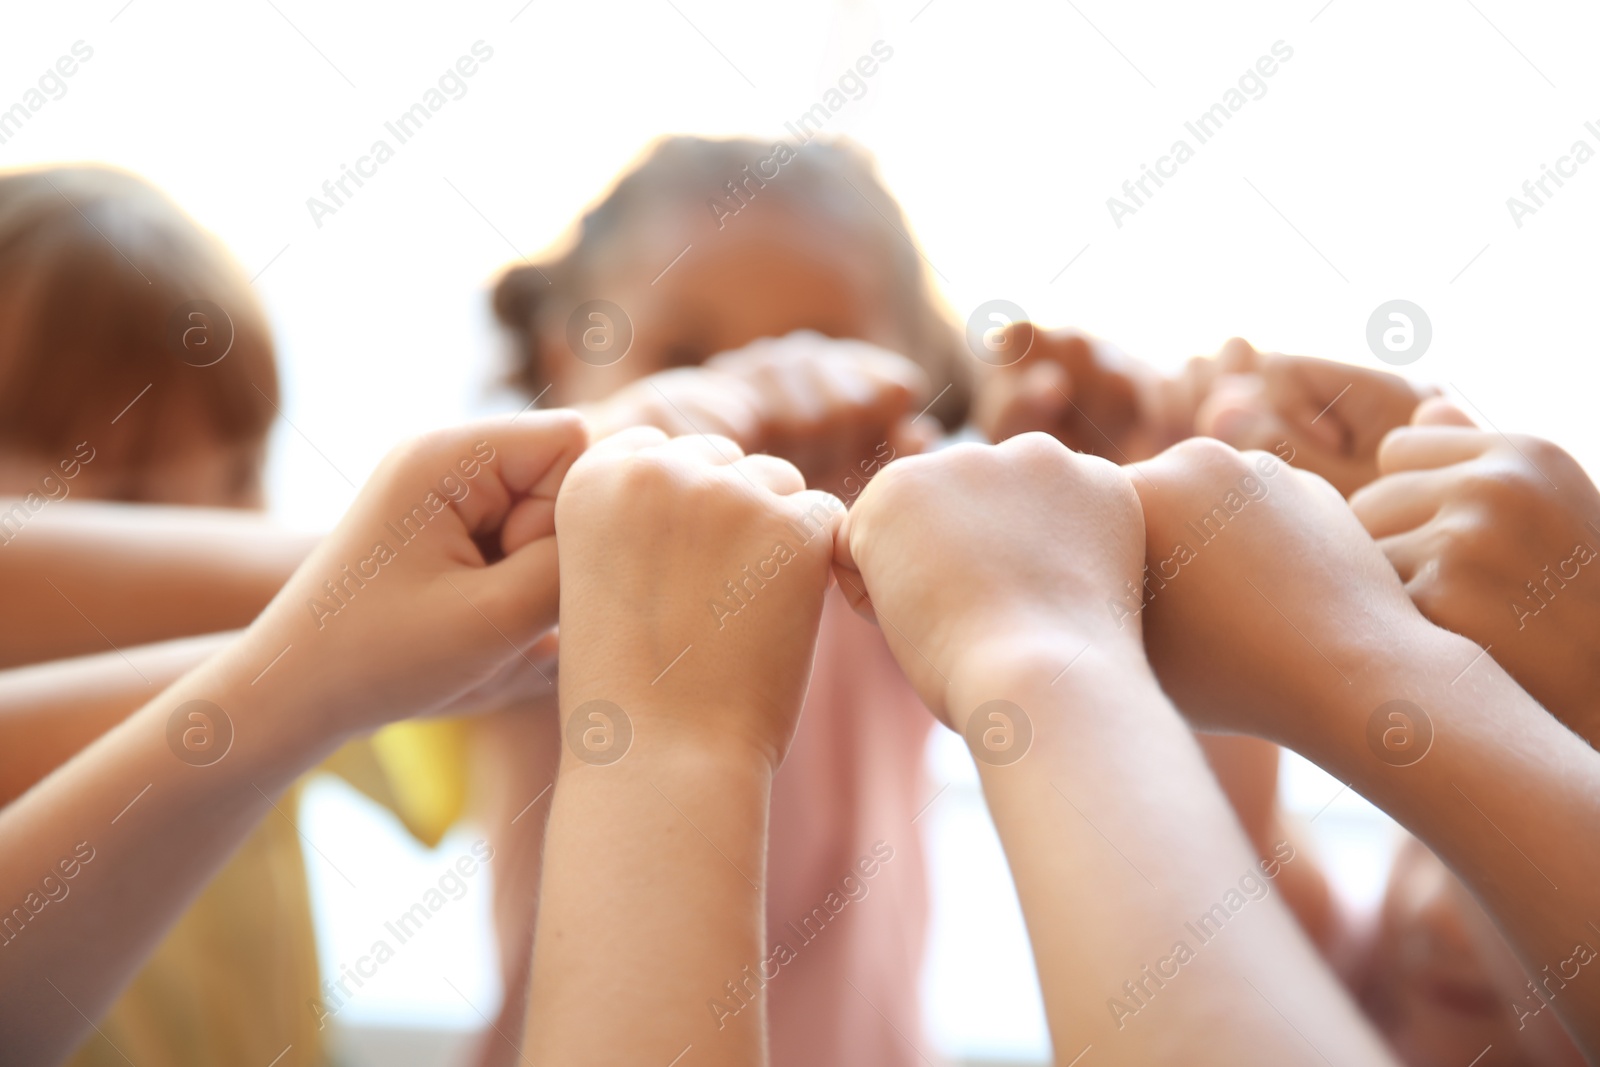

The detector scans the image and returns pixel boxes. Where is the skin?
[0,439,313,670]
[0,413,586,1067]
[1196,348,1438,497]
[1347,400,1598,1065]
[474,336,932,1067]
[1128,438,1600,1059]
[974,327,1433,495]
[970,325,1211,463]
[0,401,572,1067]
[1352,399,1600,742]
[832,434,1400,1064]
[461,692,561,1065]
[541,203,936,498]
[0,633,235,806]
[0,440,267,509]
[481,201,942,1067]
[1353,840,1587,1067]
[975,329,1419,962]
[528,428,842,1067]
[580,332,933,500]
[542,209,910,404]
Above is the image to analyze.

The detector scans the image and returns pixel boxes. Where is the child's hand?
[1197,350,1436,496]
[580,332,931,500]
[1350,401,1600,740]
[970,325,1184,462]
[834,432,1146,728]
[581,366,763,446]
[1128,438,1424,744]
[554,428,843,769]
[706,330,933,498]
[241,413,587,740]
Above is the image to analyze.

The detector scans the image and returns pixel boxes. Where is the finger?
[833,354,925,464]
[1376,426,1497,474]
[1412,397,1477,428]
[459,535,562,644]
[1215,336,1263,375]
[1021,358,1071,410]
[993,320,1042,368]
[648,383,763,447]
[843,343,932,408]
[502,495,558,556]
[679,406,760,448]
[584,424,671,459]
[1197,381,1297,454]
[656,432,746,466]
[615,370,763,450]
[991,362,1070,442]
[805,365,872,478]
[427,411,589,542]
[690,376,766,449]
[731,452,806,495]
[1026,326,1096,376]
[763,355,830,429]
[1376,526,1437,586]
[1258,357,1349,452]
[887,417,936,461]
[1348,470,1450,539]
[786,489,847,547]
[831,506,876,624]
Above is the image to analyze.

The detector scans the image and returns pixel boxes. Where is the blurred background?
[5,0,1596,1062]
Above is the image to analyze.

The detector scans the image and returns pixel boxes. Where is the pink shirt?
[765,588,934,1067]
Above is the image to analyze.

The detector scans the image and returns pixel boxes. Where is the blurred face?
[1360,841,1584,1067]
[0,433,265,509]
[542,204,908,404]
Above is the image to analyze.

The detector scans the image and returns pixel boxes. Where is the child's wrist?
[1281,616,1483,763]
[150,640,346,788]
[944,628,1155,739]
[557,694,790,779]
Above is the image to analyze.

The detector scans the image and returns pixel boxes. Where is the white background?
[5,0,1596,1062]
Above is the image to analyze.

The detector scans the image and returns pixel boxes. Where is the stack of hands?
[5,327,1599,1067]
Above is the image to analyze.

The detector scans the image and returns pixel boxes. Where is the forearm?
[528,736,772,1067]
[1290,623,1600,1052]
[465,701,560,1067]
[0,635,337,1066]
[958,645,1395,1065]
[0,632,238,804]
[0,501,315,667]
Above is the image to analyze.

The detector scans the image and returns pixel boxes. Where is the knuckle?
[1000,430,1071,467]
[1463,462,1543,511]
[1431,515,1481,563]
[383,430,448,473]
[1407,569,1451,623]
[1170,435,1246,474]
[1512,435,1577,479]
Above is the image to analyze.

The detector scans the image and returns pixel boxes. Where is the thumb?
[831,505,876,624]
[455,534,562,645]
[789,489,846,555]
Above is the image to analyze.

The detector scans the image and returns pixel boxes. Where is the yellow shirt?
[65,720,468,1067]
